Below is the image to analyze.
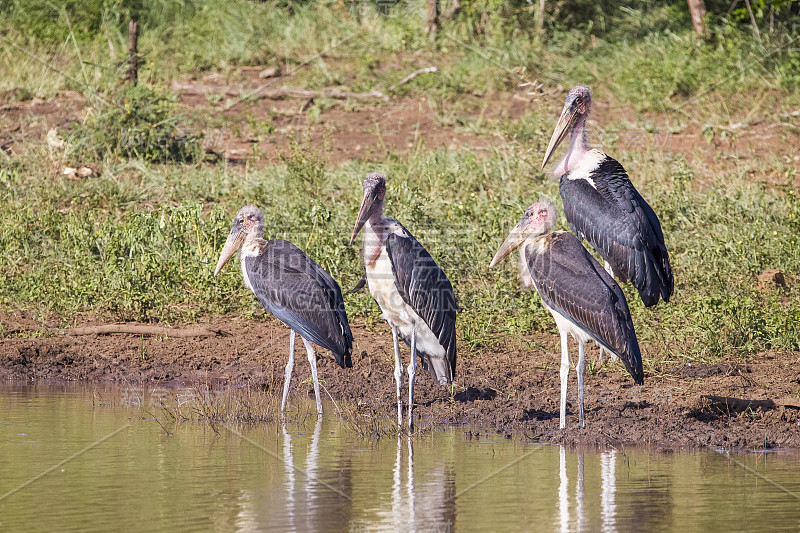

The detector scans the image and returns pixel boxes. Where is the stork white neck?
[239,237,264,291]
[517,225,557,289]
[362,210,387,267]
[553,115,589,178]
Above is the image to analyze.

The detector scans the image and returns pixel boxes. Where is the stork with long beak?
[350,173,457,431]
[490,199,643,428]
[542,85,674,308]
[215,205,353,415]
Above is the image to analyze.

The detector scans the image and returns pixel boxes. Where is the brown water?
[1,382,799,532]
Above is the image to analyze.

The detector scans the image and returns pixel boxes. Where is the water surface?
[1,382,799,531]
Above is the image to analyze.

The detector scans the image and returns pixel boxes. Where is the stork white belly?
[539,295,618,362]
[538,293,595,346]
[365,246,446,359]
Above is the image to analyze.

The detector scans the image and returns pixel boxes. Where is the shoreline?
[2,315,799,450]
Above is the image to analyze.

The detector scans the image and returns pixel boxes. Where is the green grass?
[1,0,799,372]
[1,1,799,110]
[1,129,798,368]
[68,85,203,164]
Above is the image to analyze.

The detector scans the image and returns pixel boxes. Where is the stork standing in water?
[490,199,643,428]
[542,85,673,307]
[215,206,353,415]
[350,173,456,431]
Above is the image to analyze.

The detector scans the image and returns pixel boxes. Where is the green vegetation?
[1,0,799,373]
[68,85,203,163]
[2,1,799,109]
[1,135,798,367]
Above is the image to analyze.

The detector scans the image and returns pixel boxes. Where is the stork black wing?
[527,232,643,384]
[385,227,456,383]
[560,155,673,307]
[246,239,353,368]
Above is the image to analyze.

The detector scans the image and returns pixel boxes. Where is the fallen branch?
[171,81,387,102]
[59,324,230,338]
[389,66,438,91]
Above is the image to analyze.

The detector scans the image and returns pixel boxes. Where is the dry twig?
[389,67,438,91]
[60,324,230,338]
[172,81,387,102]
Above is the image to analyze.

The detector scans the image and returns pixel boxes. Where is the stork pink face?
[489,199,557,267]
[214,205,264,276]
[527,200,557,230]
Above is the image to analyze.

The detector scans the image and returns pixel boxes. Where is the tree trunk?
[743,0,762,43]
[687,0,706,36]
[128,20,138,86]
[426,0,440,39]
[450,0,461,20]
[536,0,546,38]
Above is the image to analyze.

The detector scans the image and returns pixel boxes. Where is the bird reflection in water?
[576,453,585,533]
[282,423,296,531]
[279,422,455,531]
[390,437,413,530]
[601,450,617,533]
[382,437,454,532]
[559,447,569,532]
[281,417,323,532]
[558,447,617,533]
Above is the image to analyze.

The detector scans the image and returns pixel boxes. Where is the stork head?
[541,85,592,169]
[349,172,386,246]
[214,205,264,276]
[489,199,557,267]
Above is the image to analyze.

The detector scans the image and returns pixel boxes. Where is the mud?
[2,311,799,450]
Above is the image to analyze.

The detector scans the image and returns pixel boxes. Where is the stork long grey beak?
[490,217,534,267]
[214,229,245,276]
[541,105,581,169]
[350,190,377,246]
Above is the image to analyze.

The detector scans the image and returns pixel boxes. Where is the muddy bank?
[2,312,799,450]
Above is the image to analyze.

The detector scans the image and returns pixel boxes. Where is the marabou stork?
[542,85,673,307]
[214,205,353,415]
[349,173,457,430]
[490,199,643,428]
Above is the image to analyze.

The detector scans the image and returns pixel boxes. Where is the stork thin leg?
[302,337,323,415]
[604,260,614,278]
[407,328,418,432]
[577,339,586,428]
[282,330,296,413]
[559,330,569,429]
[391,326,403,427]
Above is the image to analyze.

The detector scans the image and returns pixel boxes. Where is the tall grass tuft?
[67,86,203,165]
